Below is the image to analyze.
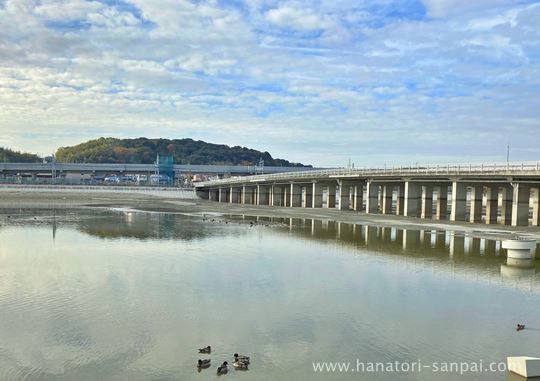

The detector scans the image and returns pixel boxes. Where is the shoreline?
[0,189,539,242]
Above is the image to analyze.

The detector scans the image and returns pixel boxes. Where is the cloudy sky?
[0,0,539,166]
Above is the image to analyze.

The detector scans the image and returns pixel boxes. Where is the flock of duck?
[197,346,250,375]
[202,215,271,227]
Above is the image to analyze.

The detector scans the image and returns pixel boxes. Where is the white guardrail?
[195,161,540,187]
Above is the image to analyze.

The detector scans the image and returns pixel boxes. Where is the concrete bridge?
[195,162,540,227]
[0,162,315,178]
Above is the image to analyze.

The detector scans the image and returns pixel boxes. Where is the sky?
[0,0,539,167]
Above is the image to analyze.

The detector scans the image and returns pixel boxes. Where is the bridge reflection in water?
[233,215,540,294]
[15,209,538,294]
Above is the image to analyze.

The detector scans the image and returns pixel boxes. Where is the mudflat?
[0,188,539,241]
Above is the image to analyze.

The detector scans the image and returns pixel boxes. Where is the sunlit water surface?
[0,209,539,381]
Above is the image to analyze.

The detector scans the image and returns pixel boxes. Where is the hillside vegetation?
[55,137,309,167]
[0,147,42,163]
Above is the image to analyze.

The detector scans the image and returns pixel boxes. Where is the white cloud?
[0,0,539,165]
[265,6,333,31]
[421,0,519,18]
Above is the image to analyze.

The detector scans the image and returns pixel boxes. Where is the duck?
[198,345,211,354]
[517,324,525,331]
[233,360,249,370]
[217,361,228,374]
[197,359,211,369]
[234,353,250,364]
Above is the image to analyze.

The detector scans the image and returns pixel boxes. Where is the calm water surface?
[0,209,539,381]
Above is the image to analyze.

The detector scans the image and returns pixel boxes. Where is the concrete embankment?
[0,184,196,199]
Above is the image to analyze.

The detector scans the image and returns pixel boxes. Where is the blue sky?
[0,0,539,166]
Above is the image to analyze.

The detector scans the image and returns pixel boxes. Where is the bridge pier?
[241,185,255,204]
[366,181,379,214]
[219,187,229,203]
[421,185,433,219]
[327,183,336,208]
[532,187,540,227]
[469,185,483,223]
[209,188,219,201]
[435,184,449,220]
[230,186,240,203]
[303,184,313,208]
[450,182,467,221]
[353,182,364,211]
[338,180,350,210]
[404,181,421,217]
[485,186,499,224]
[290,183,302,207]
[312,182,323,208]
[396,184,405,215]
[271,185,283,206]
[512,183,530,226]
[501,186,513,225]
[381,184,393,214]
[257,184,270,206]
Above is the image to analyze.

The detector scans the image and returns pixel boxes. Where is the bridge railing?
[196,161,540,187]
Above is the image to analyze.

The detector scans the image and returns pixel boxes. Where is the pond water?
[0,209,539,380]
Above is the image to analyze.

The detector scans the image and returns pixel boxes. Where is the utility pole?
[506,144,510,163]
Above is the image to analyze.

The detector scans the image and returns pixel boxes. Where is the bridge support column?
[450,182,467,221]
[327,184,336,208]
[290,184,302,207]
[485,186,499,224]
[511,183,530,226]
[366,181,379,214]
[353,182,364,211]
[283,186,288,207]
[421,185,433,219]
[469,185,483,223]
[219,187,228,203]
[382,184,393,214]
[272,185,283,206]
[396,184,405,215]
[304,185,313,208]
[532,187,540,227]
[501,186,513,225]
[435,185,448,220]
[338,180,353,210]
[230,187,240,203]
[404,181,421,217]
[312,182,323,208]
[242,186,253,204]
[257,185,270,206]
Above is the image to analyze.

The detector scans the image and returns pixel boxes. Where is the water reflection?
[1,209,540,381]
[233,216,540,293]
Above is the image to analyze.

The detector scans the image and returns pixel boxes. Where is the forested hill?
[0,147,42,163]
[55,137,310,167]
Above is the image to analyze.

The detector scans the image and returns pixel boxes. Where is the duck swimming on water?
[233,360,248,370]
[198,345,211,353]
[234,353,250,364]
[217,361,228,374]
[197,359,211,369]
[517,324,525,331]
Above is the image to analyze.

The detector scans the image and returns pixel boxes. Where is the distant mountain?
[55,137,310,167]
[0,147,42,163]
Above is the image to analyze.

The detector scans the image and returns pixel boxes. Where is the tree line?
[54,137,310,167]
